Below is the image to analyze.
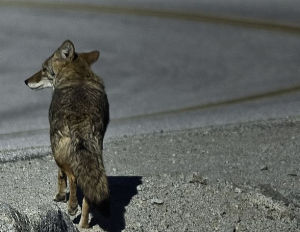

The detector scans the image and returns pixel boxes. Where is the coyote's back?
[25,40,110,228]
[49,71,110,205]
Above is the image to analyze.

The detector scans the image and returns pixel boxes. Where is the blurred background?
[1,0,300,152]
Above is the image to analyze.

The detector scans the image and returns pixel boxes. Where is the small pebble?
[151,198,164,205]
[189,173,208,185]
[234,187,242,194]
[260,165,268,171]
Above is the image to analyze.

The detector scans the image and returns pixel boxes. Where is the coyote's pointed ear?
[59,40,75,59]
[80,50,100,65]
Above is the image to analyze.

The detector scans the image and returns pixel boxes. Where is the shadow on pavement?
[74,176,142,232]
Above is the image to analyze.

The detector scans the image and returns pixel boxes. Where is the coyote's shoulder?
[49,52,110,140]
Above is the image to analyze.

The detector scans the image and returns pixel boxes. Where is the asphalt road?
[0,0,300,151]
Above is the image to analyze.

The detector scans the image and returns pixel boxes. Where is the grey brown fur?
[25,40,110,228]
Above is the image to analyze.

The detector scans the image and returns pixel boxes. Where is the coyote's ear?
[59,40,75,59]
[80,50,100,65]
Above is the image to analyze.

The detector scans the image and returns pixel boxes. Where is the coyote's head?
[25,40,100,89]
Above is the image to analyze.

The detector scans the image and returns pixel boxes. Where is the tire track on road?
[1,0,300,34]
[1,84,300,140]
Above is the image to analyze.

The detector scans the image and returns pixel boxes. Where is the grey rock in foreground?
[0,202,31,232]
[0,202,78,232]
[32,204,79,232]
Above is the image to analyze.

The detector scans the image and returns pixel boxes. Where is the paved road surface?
[0,0,300,152]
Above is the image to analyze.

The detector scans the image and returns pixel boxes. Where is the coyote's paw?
[54,193,67,202]
[68,203,78,216]
[79,220,90,229]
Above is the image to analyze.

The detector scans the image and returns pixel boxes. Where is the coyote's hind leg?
[67,172,78,216]
[54,168,67,202]
[79,197,90,228]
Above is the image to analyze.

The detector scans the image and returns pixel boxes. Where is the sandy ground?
[0,118,299,231]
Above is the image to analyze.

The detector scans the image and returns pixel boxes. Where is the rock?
[0,202,31,232]
[0,202,78,232]
[188,172,208,185]
[234,187,242,194]
[151,198,164,205]
[260,165,268,171]
[32,204,79,232]
[137,185,143,191]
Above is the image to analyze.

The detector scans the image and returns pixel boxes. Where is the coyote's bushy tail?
[70,136,110,214]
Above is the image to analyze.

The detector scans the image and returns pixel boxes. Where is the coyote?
[25,40,110,228]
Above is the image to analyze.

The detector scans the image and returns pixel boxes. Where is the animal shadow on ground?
[73,176,142,232]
